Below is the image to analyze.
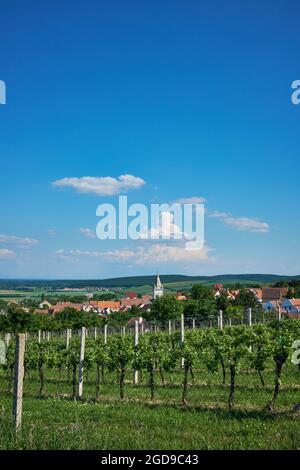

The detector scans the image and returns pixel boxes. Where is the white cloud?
[174,196,206,204]
[132,243,212,265]
[70,248,136,260]
[53,248,135,264]
[79,228,96,238]
[0,248,15,259]
[0,234,39,246]
[52,174,145,196]
[209,211,229,219]
[140,211,186,240]
[209,211,269,233]
[223,217,269,233]
[54,243,212,265]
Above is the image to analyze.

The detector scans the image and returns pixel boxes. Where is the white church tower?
[153,273,164,300]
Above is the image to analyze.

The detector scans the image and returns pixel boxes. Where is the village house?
[124,291,137,299]
[38,300,53,309]
[120,295,152,308]
[262,300,280,313]
[176,292,187,301]
[262,287,288,302]
[52,302,83,314]
[281,298,300,317]
[249,288,263,302]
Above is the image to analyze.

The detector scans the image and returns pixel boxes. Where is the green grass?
[1,363,300,450]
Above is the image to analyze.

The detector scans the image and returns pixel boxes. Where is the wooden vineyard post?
[77,327,86,398]
[133,320,139,385]
[12,333,26,430]
[4,332,11,348]
[219,310,223,329]
[122,326,126,336]
[180,314,185,368]
[248,307,252,327]
[168,320,172,334]
[104,324,108,345]
[94,327,97,340]
[277,302,282,321]
[229,318,232,327]
[139,316,144,335]
[192,318,196,330]
[247,307,253,352]
[66,329,71,349]
[38,330,41,344]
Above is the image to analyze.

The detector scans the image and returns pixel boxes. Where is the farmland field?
[1,363,300,450]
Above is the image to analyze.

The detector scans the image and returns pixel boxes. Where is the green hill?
[0,273,300,290]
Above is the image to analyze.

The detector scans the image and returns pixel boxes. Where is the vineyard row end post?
[12,333,26,430]
[180,313,185,368]
[104,324,108,345]
[248,307,252,327]
[77,326,86,398]
[219,310,223,329]
[133,320,139,385]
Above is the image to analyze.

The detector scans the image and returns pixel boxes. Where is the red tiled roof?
[262,288,288,301]
[53,302,83,314]
[96,301,121,310]
[249,288,263,300]
[125,291,137,299]
[120,295,152,308]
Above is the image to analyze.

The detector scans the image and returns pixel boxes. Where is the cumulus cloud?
[210,211,229,219]
[79,228,96,238]
[54,243,212,265]
[0,248,15,259]
[140,212,186,240]
[52,175,145,196]
[174,196,206,204]
[223,217,269,233]
[209,211,269,233]
[54,250,65,255]
[132,243,212,265]
[0,234,39,246]
[55,248,135,261]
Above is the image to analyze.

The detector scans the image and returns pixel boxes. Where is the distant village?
[7,274,300,320]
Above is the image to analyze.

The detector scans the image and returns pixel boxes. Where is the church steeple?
[153,272,164,299]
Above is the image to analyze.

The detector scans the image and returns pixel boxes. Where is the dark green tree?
[147,295,183,326]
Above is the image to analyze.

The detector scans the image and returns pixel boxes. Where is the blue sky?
[0,0,299,279]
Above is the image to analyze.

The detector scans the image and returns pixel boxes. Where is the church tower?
[153,273,164,300]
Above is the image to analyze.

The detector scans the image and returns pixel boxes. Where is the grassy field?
[1,364,300,450]
[0,277,270,301]
[0,289,123,302]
